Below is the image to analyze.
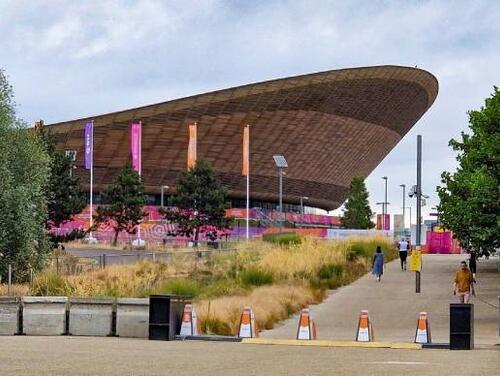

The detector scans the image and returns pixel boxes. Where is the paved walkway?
[0,336,498,376]
[262,254,499,345]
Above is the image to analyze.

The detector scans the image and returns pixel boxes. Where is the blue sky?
[1,0,499,222]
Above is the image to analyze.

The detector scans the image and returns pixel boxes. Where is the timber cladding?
[47,65,438,210]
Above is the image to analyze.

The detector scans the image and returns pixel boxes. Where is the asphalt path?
[263,254,499,345]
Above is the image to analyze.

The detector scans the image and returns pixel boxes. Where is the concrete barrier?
[69,297,114,336]
[116,298,149,338]
[0,297,19,335]
[22,296,68,335]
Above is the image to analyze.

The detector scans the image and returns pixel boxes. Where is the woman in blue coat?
[372,246,384,282]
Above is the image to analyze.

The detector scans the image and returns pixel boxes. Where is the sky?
[1,0,499,224]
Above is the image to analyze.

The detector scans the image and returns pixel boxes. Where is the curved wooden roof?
[49,65,438,210]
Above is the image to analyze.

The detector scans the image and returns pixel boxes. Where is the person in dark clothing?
[468,250,477,280]
[372,246,384,282]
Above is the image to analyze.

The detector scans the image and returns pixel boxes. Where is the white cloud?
[1,0,499,220]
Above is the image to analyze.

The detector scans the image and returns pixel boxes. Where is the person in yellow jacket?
[453,261,475,303]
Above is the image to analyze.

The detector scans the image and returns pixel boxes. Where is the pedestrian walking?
[453,261,475,303]
[372,246,384,282]
[398,238,409,270]
[468,250,477,280]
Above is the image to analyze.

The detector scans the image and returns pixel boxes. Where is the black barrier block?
[149,295,189,341]
[450,303,474,350]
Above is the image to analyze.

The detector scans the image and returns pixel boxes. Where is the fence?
[46,247,239,276]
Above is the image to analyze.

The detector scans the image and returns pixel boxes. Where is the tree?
[340,177,375,229]
[437,87,500,253]
[94,165,147,246]
[161,160,230,245]
[0,69,52,282]
[37,127,86,232]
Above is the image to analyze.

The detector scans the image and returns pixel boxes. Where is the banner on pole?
[84,121,93,170]
[242,125,249,176]
[130,121,142,173]
[187,122,197,170]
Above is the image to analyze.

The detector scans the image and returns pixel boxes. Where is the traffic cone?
[356,310,374,342]
[179,304,199,336]
[238,306,258,338]
[414,312,431,344]
[296,308,317,340]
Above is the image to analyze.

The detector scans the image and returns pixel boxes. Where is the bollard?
[450,303,474,350]
[102,254,106,268]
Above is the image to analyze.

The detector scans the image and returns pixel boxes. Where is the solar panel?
[273,155,288,168]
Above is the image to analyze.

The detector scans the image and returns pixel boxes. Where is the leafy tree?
[340,177,375,229]
[161,160,230,245]
[0,69,52,282]
[94,165,147,246]
[437,87,500,253]
[37,128,86,232]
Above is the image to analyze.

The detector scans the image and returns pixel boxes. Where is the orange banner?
[242,125,249,176]
[187,122,197,170]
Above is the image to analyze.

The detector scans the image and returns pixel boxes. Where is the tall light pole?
[382,176,388,230]
[416,135,422,293]
[400,184,406,233]
[300,196,309,215]
[160,185,169,208]
[273,155,288,228]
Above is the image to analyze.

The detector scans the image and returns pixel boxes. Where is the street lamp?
[400,184,406,231]
[299,196,309,214]
[160,185,169,207]
[381,176,388,230]
[273,155,288,228]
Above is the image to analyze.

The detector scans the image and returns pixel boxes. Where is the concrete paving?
[263,254,499,345]
[0,336,498,376]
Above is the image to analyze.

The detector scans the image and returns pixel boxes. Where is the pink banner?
[130,122,142,173]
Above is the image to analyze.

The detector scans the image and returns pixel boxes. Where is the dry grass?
[0,284,30,296]
[18,236,396,334]
[197,284,319,335]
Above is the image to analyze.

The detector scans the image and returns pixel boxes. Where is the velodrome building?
[48,65,438,213]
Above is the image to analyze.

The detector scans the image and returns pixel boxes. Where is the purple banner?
[84,121,93,170]
[130,121,142,173]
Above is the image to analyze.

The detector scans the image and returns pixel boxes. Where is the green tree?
[341,177,375,229]
[0,69,52,281]
[161,160,230,245]
[94,165,147,246]
[437,87,500,253]
[37,128,86,229]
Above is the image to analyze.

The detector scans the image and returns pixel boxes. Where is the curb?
[241,338,422,350]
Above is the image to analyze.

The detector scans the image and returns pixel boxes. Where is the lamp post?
[382,176,388,230]
[160,185,169,208]
[400,184,406,233]
[300,196,309,215]
[273,155,288,228]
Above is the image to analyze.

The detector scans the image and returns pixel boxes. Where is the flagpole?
[246,125,250,240]
[89,120,94,240]
[138,121,142,242]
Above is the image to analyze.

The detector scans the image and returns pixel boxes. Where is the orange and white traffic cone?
[356,310,374,342]
[296,308,317,340]
[179,304,199,336]
[238,306,258,338]
[414,312,431,344]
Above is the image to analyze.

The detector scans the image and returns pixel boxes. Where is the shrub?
[157,279,201,298]
[201,278,246,298]
[240,269,273,287]
[262,232,301,245]
[31,272,74,296]
[317,263,344,280]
